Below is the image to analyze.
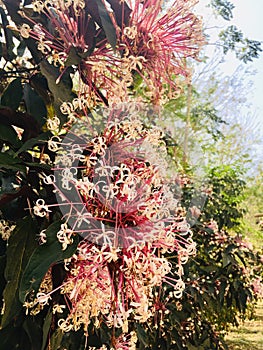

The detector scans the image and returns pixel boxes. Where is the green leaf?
[222,252,232,267]
[23,84,47,126]
[25,162,50,172]
[41,309,53,350]
[15,132,52,155]
[0,124,22,148]
[225,243,236,254]
[60,330,87,349]
[97,0,117,50]
[0,153,26,173]
[1,216,38,328]
[136,323,148,346]
[132,71,143,89]
[39,60,76,123]
[64,46,83,67]
[23,317,42,350]
[19,221,79,303]
[0,78,23,110]
[17,40,27,57]
[0,323,30,350]
[210,0,234,21]
[0,8,15,61]
[0,255,6,312]
[49,329,64,350]
[219,279,227,305]
[0,173,20,197]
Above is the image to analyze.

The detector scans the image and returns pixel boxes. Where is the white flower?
[20,23,31,38]
[33,199,51,217]
[46,116,60,132]
[57,223,74,250]
[47,135,62,152]
[52,304,66,314]
[38,229,47,245]
[43,174,55,185]
[36,292,51,305]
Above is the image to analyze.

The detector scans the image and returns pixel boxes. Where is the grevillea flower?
[19,0,204,105]
[26,103,196,342]
[117,0,205,102]
[19,0,119,102]
[20,0,96,65]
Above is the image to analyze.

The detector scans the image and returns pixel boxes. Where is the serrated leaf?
[97,0,117,50]
[19,221,79,302]
[0,78,23,110]
[23,84,47,126]
[1,216,38,328]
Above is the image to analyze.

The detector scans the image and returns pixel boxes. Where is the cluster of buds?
[0,220,15,241]
[24,269,53,316]
[120,0,205,102]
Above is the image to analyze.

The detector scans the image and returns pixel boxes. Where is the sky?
[195,0,263,163]
[224,0,263,130]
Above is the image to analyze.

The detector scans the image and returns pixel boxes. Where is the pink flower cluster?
[30,104,196,337]
[19,0,204,104]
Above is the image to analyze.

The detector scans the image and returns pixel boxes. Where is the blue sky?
[195,0,263,162]
[227,0,263,130]
[196,0,263,119]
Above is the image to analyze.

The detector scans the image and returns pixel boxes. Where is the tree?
[209,0,262,62]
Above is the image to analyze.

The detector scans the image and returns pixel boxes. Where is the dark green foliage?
[1,217,38,328]
[191,103,227,140]
[97,0,117,50]
[23,83,47,126]
[219,25,262,63]
[210,0,235,21]
[0,6,15,61]
[132,172,261,350]
[209,0,262,62]
[19,221,79,303]
[0,77,23,110]
[203,165,246,230]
